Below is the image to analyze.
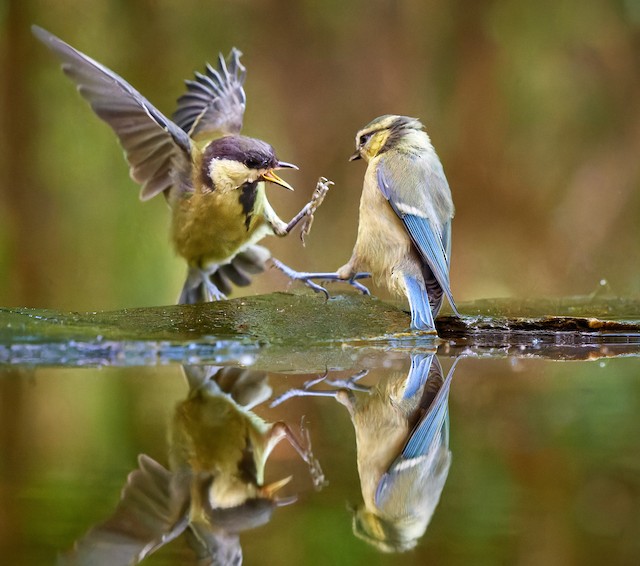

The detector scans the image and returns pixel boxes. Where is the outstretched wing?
[32,26,192,201]
[377,152,458,315]
[59,454,190,565]
[173,48,246,140]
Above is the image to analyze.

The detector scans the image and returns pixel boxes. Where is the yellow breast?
[171,184,270,267]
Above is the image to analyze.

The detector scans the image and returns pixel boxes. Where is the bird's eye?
[244,155,269,169]
[359,133,373,147]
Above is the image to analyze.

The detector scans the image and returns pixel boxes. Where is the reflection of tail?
[178,245,271,304]
[403,274,435,330]
[182,365,272,409]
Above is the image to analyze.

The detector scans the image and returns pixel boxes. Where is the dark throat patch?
[239,181,258,230]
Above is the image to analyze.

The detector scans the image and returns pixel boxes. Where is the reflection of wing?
[376,356,456,507]
[400,356,453,461]
[32,26,192,202]
[377,157,458,315]
[402,352,436,399]
[185,525,242,566]
[173,48,246,140]
[59,455,189,565]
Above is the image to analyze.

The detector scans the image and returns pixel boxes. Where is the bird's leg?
[320,369,371,391]
[269,420,327,490]
[270,370,370,408]
[281,177,333,244]
[271,258,371,298]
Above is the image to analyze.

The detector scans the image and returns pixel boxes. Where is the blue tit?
[32,27,330,304]
[59,366,325,564]
[270,354,456,553]
[343,354,456,553]
[275,115,459,331]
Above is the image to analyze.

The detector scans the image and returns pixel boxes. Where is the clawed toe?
[272,259,372,297]
[304,279,331,298]
[203,276,227,301]
[349,277,371,295]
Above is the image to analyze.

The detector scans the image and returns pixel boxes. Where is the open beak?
[262,168,295,191]
[260,476,292,498]
[275,160,298,170]
[349,150,362,162]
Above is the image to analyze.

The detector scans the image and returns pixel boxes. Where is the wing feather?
[173,48,246,139]
[32,26,192,202]
[377,155,458,315]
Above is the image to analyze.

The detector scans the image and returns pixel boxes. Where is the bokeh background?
[1,0,639,311]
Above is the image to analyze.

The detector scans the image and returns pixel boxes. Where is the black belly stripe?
[239,181,258,230]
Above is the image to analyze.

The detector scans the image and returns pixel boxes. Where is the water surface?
[1,344,638,565]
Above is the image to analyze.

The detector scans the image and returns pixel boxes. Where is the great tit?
[58,366,325,564]
[32,26,329,304]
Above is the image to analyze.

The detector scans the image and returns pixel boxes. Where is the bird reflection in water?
[60,366,325,565]
[272,353,458,553]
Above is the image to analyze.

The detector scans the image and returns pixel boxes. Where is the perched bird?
[275,115,458,330]
[32,26,329,304]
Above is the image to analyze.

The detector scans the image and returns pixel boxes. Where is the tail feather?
[423,269,444,317]
[403,274,435,330]
[178,245,271,305]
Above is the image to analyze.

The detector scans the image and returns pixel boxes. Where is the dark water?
[1,346,639,566]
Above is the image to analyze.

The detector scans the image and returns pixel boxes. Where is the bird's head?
[350,115,424,162]
[201,135,297,192]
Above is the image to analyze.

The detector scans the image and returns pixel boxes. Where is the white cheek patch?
[208,159,256,191]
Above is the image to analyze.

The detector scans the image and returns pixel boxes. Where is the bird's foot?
[299,177,333,244]
[270,369,370,408]
[297,416,327,489]
[271,258,371,298]
[284,177,334,242]
[272,420,327,490]
[318,369,371,391]
[202,273,227,301]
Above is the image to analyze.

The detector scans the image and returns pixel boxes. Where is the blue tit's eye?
[359,133,372,146]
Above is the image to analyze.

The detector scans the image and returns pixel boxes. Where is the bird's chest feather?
[353,165,412,276]
[172,181,271,265]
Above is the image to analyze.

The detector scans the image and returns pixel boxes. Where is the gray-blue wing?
[399,356,453,461]
[173,48,246,139]
[377,155,458,315]
[32,26,192,201]
[58,455,190,565]
[375,356,456,509]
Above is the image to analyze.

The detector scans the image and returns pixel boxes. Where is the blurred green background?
[1,0,639,311]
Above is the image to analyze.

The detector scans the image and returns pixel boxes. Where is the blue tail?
[404,274,435,330]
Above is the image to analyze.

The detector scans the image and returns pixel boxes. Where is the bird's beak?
[275,160,299,170]
[262,169,295,191]
[260,476,292,498]
[349,150,362,162]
